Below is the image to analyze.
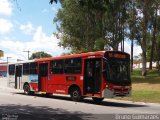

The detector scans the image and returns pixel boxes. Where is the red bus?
[8,51,131,102]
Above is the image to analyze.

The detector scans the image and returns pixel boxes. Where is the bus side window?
[30,62,38,74]
[64,58,82,74]
[23,63,29,75]
[9,64,15,75]
[50,60,64,74]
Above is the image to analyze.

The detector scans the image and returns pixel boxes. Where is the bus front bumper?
[102,88,131,98]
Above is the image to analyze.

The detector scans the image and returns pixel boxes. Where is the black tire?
[70,87,81,101]
[92,97,104,102]
[45,93,53,97]
[24,84,33,95]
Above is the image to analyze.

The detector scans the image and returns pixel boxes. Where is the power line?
[23,50,30,60]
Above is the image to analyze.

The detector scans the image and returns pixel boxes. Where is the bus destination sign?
[108,53,126,59]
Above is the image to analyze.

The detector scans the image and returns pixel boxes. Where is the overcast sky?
[0,0,142,62]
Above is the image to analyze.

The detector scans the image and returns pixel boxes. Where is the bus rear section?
[8,62,39,94]
[8,64,23,90]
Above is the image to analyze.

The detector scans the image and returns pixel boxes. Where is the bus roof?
[8,60,35,65]
[35,51,106,62]
[8,50,129,64]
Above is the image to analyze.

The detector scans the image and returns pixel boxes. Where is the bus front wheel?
[70,87,81,101]
[92,97,104,102]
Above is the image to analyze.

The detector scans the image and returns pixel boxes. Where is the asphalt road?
[0,87,160,120]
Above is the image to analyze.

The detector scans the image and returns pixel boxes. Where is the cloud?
[42,9,49,13]
[51,7,58,13]
[0,0,12,16]
[0,18,13,34]
[0,52,25,62]
[30,26,66,55]
[20,22,34,34]
[119,41,142,56]
[0,26,66,62]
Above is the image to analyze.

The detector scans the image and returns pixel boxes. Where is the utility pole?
[23,50,30,60]
[6,57,11,77]
[7,57,12,64]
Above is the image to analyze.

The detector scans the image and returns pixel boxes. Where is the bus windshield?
[103,59,131,85]
[109,60,130,81]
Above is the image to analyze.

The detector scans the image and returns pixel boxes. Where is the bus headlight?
[106,85,109,88]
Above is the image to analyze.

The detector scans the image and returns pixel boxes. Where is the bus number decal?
[66,76,76,81]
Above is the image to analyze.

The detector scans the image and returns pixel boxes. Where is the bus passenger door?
[84,58,102,96]
[38,63,48,92]
[15,65,22,89]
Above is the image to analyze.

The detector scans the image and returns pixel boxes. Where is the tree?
[135,0,154,76]
[148,0,160,70]
[156,18,160,73]
[49,0,58,4]
[29,51,52,60]
[54,0,131,53]
[52,0,160,75]
[54,0,104,53]
[127,0,137,72]
[104,0,130,50]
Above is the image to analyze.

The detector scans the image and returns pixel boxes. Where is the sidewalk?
[0,77,7,88]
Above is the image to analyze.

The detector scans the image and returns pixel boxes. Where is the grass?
[115,69,160,103]
[131,69,160,84]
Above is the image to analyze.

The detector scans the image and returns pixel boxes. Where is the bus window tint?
[16,65,22,77]
[23,63,29,75]
[50,60,64,74]
[109,61,130,81]
[9,64,15,75]
[64,58,82,74]
[30,62,38,74]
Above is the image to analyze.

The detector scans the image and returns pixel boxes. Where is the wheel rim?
[73,90,79,97]
[24,85,29,94]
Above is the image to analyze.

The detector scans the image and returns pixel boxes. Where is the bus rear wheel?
[92,97,104,103]
[70,87,81,101]
[24,84,32,95]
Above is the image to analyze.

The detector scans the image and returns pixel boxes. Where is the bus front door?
[84,58,102,96]
[15,65,22,89]
[38,63,48,92]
